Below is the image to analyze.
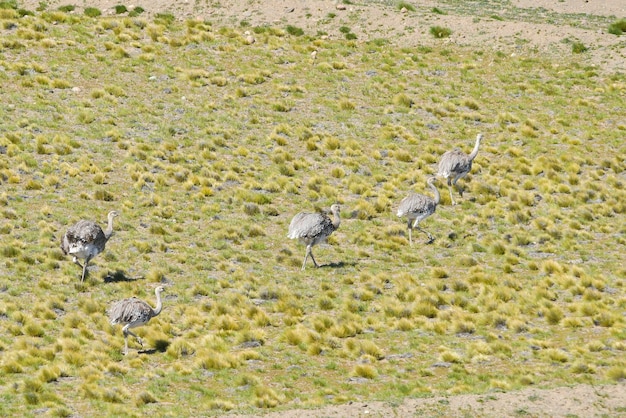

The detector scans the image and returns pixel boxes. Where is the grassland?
[0,1,625,417]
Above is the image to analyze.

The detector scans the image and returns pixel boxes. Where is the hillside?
[0,1,625,417]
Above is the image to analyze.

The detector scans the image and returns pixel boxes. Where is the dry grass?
[0,1,624,417]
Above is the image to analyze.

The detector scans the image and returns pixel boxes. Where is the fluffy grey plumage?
[397,177,440,245]
[437,134,483,205]
[61,211,119,282]
[109,286,166,355]
[288,204,341,270]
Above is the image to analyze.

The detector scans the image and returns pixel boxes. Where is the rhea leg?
[302,245,319,270]
[454,176,464,198]
[308,247,319,268]
[122,325,143,354]
[453,172,469,202]
[417,225,434,243]
[72,256,83,268]
[80,256,91,282]
[412,219,434,244]
[446,178,456,205]
[407,219,414,246]
[301,247,309,270]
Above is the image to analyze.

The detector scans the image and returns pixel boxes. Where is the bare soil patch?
[229,382,626,417]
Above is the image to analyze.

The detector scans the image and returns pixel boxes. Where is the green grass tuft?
[607,18,626,36]
[430,26,452,38]
[572,42,588,53]
[84,7,101,17]
[397,1,416,12]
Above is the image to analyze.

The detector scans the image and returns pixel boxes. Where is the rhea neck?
[104,212,116,239]
[428,179,440,205]
[152,289,164,316]
[330,206,341,230]
[468,134,483,161]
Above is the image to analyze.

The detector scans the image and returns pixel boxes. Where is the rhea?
[287,204,341,270]
[61,211,119,282]
[108,286,166,355]
[397,177,440,245]
[437,133,483,205]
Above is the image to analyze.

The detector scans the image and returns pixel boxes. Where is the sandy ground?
[227,382,626,417]
[14,0,626,416]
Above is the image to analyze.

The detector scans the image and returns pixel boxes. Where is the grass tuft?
[135,391,158,406]
[430,26,452,38]
[608,18,626,36]
[397,1,416,12]
[84,7,102,17]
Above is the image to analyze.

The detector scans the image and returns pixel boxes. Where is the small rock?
[336,4,346,10]
[431,361,452,368]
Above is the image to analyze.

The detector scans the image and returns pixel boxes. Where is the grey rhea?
[60,211,119,282]
[397,177,440,245]
[287,204,341,270]
[437,133,483,205]
[108,286,166,355]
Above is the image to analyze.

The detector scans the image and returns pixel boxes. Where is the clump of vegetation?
[430,26,452,38]
[397,1,416,12]
[129,6,144,16]
[607,18,626,35]
[84,7,101,17]
[572,41,588,53]
[286,25,304,36]
[57,5,75,12]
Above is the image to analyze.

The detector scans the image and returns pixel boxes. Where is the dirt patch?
[227,382,626,417]
[513,0,626,17]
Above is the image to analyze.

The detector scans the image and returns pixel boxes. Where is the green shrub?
[397,1,415,12]
[84,7,101,17]
[114,5,127,14]
[286,25,304,36]
[608,18,626,35]
[0,0,17,9]
[430,26,452,38]
[155,12,175,25]
[128,6,144,17]
[57,5,75,12]
[572,42,588,54]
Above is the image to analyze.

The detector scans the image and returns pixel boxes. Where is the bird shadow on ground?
[138,340,170,355]
[320,261,357,269]
[103,270,140,283]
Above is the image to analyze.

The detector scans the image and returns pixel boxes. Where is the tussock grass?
[0,2,624,416]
